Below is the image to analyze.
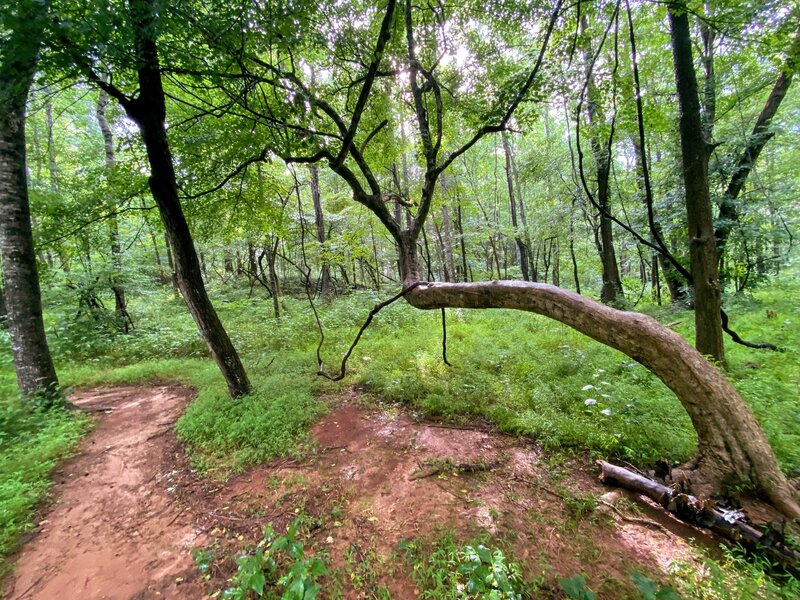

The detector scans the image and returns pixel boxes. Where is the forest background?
[1,0,799,595]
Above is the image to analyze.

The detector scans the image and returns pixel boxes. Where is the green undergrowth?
[0,275,798,582]
[0,393,89,573]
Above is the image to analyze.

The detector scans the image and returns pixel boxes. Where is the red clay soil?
[171,389,718,598]
[4,384,207,600]
[4,385,723,599]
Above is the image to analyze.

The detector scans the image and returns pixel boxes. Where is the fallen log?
[598,460,800,574]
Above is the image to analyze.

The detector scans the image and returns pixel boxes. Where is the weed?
[0,399,89,571]
[629,572,681,600]
[560,573,597,599]
[458,544,525,599]
[196,517,327,600]
[669,543,800,599]
[400,533,541,598]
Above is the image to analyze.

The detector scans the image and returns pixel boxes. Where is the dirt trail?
[4,385,206,600]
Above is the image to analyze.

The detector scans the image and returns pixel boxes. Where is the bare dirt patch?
[4,384,206,600]
[175,391,718,598]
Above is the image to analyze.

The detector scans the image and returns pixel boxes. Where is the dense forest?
[1,0,799,597]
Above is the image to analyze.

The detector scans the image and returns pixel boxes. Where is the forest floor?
[4,384,732,599]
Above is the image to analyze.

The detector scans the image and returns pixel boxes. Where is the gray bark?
[670,2,726,365]
[0,0,60,400]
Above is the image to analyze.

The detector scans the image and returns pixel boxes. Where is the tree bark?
[501,132,530,281]
[96,88,133,332]
[309,165,331,300]
[121,0,250,398]
[669,2,726,365]
[401,252,799,517]
[0,0,60,401]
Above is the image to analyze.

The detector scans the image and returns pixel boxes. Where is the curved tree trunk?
[399,240,798,518]
[0,0,60,401]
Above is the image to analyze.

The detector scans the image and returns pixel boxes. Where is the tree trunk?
[669,2,725,365]
[581,15,623,303]
[501,132,530,281]
[551,239,560,288]
[439,173,457,282]
[0,0,60,401]
[455,197,470,282]
[309,165,331,300]
[630,137,686,306]
[398,240,798,517]
[267,241,281,319]
[122,0,250,398]
[164,232,179,292]
[0,284,6,328]
[96,88,133,332]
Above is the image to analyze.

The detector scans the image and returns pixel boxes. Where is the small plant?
[457,544,525,599]
[559,574,597,600]
[629,572,681,600]
[401,535,534,598]
[205,517,327,599]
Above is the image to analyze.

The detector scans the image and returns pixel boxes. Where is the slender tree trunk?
[265,239,281,319]
[0,284,6,328]
[432,218,450,282]
[0,0,60,401]
[569,239,580,294]
[121,0,250,397]
[96,88,133,332]
[309,165,331,300]
[455,197,470,282]
[148,225,167,283]
[568,199,581,293]
[631,137,687,306]
[439,173,457,282]
[669,1,725,365]
[501,132,530,280]
[551,239,560,287]
[581,15,623,303]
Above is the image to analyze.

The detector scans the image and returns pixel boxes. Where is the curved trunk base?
[403,278,800,518]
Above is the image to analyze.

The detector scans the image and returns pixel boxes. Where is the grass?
[0,394,89,574]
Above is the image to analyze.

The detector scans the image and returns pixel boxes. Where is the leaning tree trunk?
[398,240,798,518]
[669,2,725,365]
[0,0,60,401]
[123,0,250,398]
[715,21,800,263]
